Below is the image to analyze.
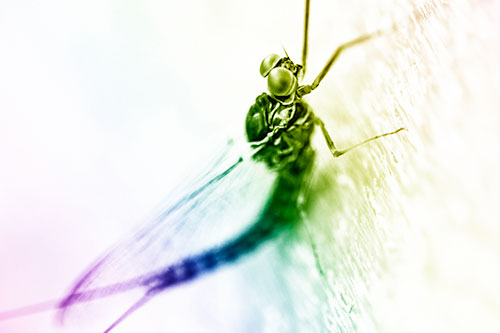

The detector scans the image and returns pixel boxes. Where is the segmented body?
[144,92,316,293]
[56,91,319,331]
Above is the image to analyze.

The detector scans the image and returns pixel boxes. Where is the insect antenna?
[281,44,290,59]
[302,0,311,74]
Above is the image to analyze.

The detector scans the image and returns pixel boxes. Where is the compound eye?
[260,54,281,77]
[267,67,297,97]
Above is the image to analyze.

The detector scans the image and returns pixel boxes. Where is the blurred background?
[1,0,499,332]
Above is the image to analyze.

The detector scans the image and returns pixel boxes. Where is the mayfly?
[1,0,410,331]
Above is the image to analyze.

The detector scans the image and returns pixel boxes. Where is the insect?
[0,0,412,331]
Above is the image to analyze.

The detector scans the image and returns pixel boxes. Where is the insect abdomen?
[147,148,314,293]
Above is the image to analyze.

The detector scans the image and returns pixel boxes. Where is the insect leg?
[297,30,383,97]
[294,150,325,277]
[301,0,311,75]
[299,0,448,96]
[301,209,325,277]
[316,118,405,158]
[311,30,383,90]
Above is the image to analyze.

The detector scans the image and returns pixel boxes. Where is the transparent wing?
[57,138,277,325]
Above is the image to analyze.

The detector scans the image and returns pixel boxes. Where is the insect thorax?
[245,93,315,169]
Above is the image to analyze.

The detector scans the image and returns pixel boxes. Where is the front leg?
[315,118,346,157]
[316,118,405,158]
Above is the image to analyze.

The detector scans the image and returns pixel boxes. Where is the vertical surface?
[302,0,500,332]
